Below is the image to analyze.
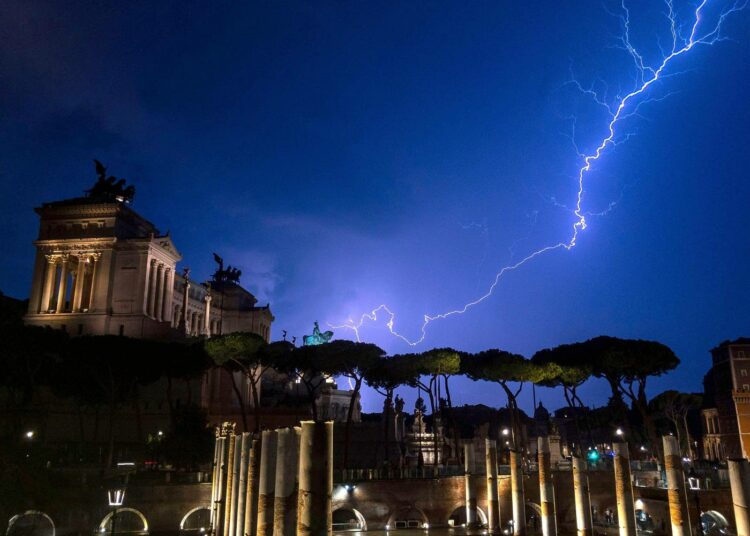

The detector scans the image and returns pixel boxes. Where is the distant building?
[701,338,750,460]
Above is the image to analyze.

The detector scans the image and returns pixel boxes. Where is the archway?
[180,507,211,532]
[701,511,730,535]
[6,511,55,536]
[387,506,428,530]
[525,502,543,535]
[447,505,488,527]
[99,508,148,534]
[332,507,367,531]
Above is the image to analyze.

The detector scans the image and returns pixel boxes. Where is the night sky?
[2,1,749,413]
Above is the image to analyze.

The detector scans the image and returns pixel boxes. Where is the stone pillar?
[510,448,526,536]
[179,268,191,334]
[663,435,691,536]
[244,437,262,536]
[464,443,478,527]
[274,427,300,536]
[538,436,557,536]
[161,267,172,321]
[55,256,69,313]
[87,253,100,311]
[40,256,57,313]
[72,256,87,311]
[223,433,238,536]
[236,433,251,536]
[729,459,750,536]
[572,457,593,536]
[210,432,222,529]
[485,438,500,530]
[205,293,213,337]
[229,435,243,536]
[154,263,165,321]
[297,421,333,536]
[257,430,278,536]
[147,259,158,317]
[613,442,636,536]
[214,435,228,536]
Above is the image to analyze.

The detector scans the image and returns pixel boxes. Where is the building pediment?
[154,234,182,261]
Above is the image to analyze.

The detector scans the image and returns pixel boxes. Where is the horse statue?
[303,321,333,346]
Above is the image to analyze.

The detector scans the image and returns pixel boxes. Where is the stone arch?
[447,504,488,527]
[99,508,148,534]
[526,502,543,534]
[179,507,211,531]
[6,511,55,536]
[701,510,730,535]
[331,506,367,531]
[387,505,428,530]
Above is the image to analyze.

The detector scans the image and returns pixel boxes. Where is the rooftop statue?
[303,321,333,346]
[211,252,242,284]
[86,160,135,203]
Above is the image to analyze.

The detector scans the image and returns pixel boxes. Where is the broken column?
[235,433,251,536]
[257,429,278,536]
[297,421,333,536]
[510,448,527,536]
[244,437,262,536]
[729,459,750,536]
[538,436,557,536]
[663,435,691,536]
[613,442,636,536]
[273,427,300,536]
[572,456,593,536]
[465,443,478,527]
[485,438,500,530]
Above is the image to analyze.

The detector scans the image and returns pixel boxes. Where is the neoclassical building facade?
[24,187,273,341]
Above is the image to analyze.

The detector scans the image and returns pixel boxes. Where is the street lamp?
[501,428,510,436]
[107,489,125,536]
[25,430,35,439]
[615,428,624,437]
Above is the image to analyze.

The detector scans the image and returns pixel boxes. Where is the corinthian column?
[55,256,69,313]
[160,267,171,321]
[205,293,213,337]
[147,259,157,316]
[154,263,165,321]
[40,255,57,313]
[72,256,87,312]
[510,448,526,536]
[297,421,333,536]
[244,437,262,536]
[273,427,300,536]
[179,268,191,335]
[464,443,478,527]
[257,430,278,536]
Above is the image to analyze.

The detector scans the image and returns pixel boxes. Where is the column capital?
[150,258,158,267]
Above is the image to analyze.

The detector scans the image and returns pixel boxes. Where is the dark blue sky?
[2,0,749,413]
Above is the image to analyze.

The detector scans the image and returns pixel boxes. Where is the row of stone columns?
[469,435,700,536]
[38,253,100,313]
[211,421,333,536]
[145,258,173,321]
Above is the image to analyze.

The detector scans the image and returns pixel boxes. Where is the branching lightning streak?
[331,0,746,346]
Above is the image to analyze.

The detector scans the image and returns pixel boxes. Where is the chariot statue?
[86,160,135,203]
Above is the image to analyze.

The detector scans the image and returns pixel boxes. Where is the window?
[119,324,125,336]
[743,384,749,391]
[742,369,748,377]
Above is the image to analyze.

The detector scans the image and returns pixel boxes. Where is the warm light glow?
[615,428,624,436]
[502,428,510,436]
[108,489,126,507]
[635,499,644,510]
[25,430,34,439]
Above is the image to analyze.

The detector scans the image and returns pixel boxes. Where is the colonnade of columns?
[38,252,100,313]
[470,435,702,536]
[145,258,173,321]
[211,421,332,536]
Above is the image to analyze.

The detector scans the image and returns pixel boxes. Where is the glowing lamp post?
[107,489,125,536]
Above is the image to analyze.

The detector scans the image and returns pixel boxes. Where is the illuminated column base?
[538,437,557,536]
[257,430,278,536]
[613,442,636,536]
[572,457,593,536]
[297,421,333,536]
[465,443,478,527]
[510,449,526,536]
[485,439,500,530]
[663,435,691,536]
[273,427,300,536]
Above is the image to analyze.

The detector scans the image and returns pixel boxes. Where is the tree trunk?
[228,370,248,432]
[343,377,361,469]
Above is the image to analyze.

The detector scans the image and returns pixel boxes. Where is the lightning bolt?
[331,0,747,346]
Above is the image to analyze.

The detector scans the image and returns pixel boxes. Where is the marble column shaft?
[228,435,243,536]
[510,448,527,536]
[485,438,500,530]
[273,427,300,536]
[257,430,278,536]
[40,257,57,312]
[235,433,251,536]
[613,442,636,536]
[223,434,237,536]
[55,257,69,313]
[464,443,478,527]
[297,421,333,536]
[572,457,593,536]
[663,435,691,536]
[72,257,86,311]
[147,259,157,316]
[154,264,164,321]
[244,438,262,536]
[729,459,750,536]
[538,436,557,536]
